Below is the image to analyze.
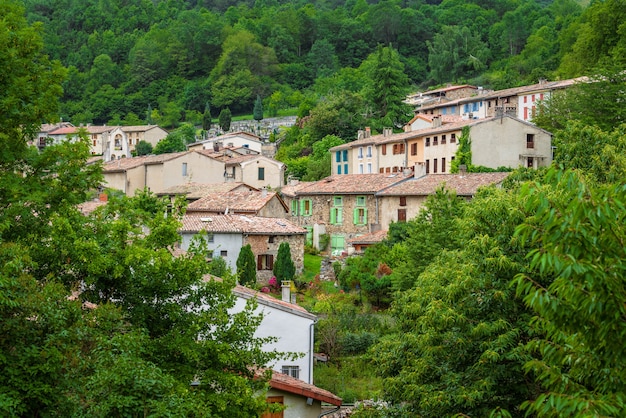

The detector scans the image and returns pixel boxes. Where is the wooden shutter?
[268,255,274,270]
[257,255,262,270]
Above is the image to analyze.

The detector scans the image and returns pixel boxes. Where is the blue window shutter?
[344,164,348,174]
[338,165,342,174]
[336,151,341,162]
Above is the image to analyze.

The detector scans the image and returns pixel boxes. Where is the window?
[441,135,446,144]
[220,250,227,257]
[411,143,417,156]
[398,209,407,222]
[527,157,534,168]
[433,158,438,173]
[337,165,342,175]
[426,137,430,147]
[344,163,348,174]
[182,162,188,177]
[532,94,535,102]
[399,196,407,206]
[353,207,368,225]
[258,167,265,180]
[426,160,430,174]
[392,143,405,154]
[290,200,298,215]
[281,366,300,379]
[333,196,343,206]
[268,236,275,243]
[358,147,363,159]
[206,233,214,243]
[392,166,398,173]
[433,136,438,146]
[367,146,372,157]
[335,151,341,163]
[385,167,390,173]
[262,396,284,418]
[257,254,274,270]
[524,96,527,103]
[526,134,535,149]
[442,157,446,173]
[524,107,528,120]
[451,133,456,143]
[342,150,348,162]
[356,196,366,206]
[359,164,364,174]
[379,168,384,173]
[367,163,372,173]
[300,199,312,216]
[382,144,387,155]
[330,207,343,224]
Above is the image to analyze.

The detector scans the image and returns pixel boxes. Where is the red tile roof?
[378,172,510,196]
[423,84,477,95]
[180,214,306,235]
[348,229,388,245]
[186,190,285,214]
[233,285,316,319]
[268,371,342,406]
[158,182,257,198]
[295,173,411,195]
[280,181,315,197]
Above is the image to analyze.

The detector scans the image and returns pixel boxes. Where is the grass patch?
[314,356,382,403]
[302,253,323,282]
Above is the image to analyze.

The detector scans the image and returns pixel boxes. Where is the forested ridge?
[21,0,624,129]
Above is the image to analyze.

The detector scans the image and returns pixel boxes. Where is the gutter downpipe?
[309,319,317,384]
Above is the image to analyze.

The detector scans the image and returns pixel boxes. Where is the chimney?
[459,164,467,176]
[365,127,371,138]
[432,115,442,128]
[357,129,364,140]
[99,193,108,202]
[281,280,291,303]
[383,127,393,137]
[414,162,426,178]
[261,187,268,197]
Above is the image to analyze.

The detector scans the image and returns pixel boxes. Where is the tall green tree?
[202,101,212,131]
[237,244,257,286]
[360,45,412,130]
[253,94,264,122]
[273,242,295,282]
[218,107,232,131]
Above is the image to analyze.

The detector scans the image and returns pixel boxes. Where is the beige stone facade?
[245,233,305,282]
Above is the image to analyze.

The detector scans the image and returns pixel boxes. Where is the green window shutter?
[337,208,343,224]
[330,208,336,224]
[353,208,358,225]
[299,199,305,215]
[363,208,368,224]
[291,200,297,215]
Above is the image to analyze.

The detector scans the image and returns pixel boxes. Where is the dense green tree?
[273,242,296,282]
[153,133,186,154]
[218,107,232,131]
[236,244,257,286]
[370,183,539,417]
[427,25,490,83]
[135,139,153,155]
[360,45,412,130]
[253,94,264,122]
[303,92,366,143]
[515,168,626,416]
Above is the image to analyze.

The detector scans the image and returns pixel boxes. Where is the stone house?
[179,214,306,282]
[285,173,411,254]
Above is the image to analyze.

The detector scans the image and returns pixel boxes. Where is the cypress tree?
[273,242,295,282]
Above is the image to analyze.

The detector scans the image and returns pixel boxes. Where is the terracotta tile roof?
[143,151,189,165]
[473,76,587,101]
[378,172,510,196]
[407,113,464,125]
[102,155,150,172]
[423,84,477,95]
[157,182,257,198]
[180,214,306,235]
[120,125,163,132]
[186,190,283,214]
[223,154,264,165]
[233,285,317,320]
[280,181,315,197]
[348,229,388,245]
[329,129,431,151]
[296,173,411,195]
[268,370,342,406]
[77,200,107,215]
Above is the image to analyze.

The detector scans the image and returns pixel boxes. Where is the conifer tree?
[253,95,263,122]
[236,244,257,286]
[273,242,295,282]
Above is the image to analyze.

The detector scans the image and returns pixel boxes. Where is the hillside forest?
[2,0,626,417]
